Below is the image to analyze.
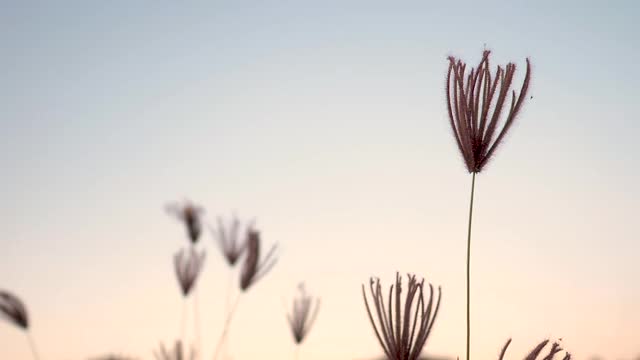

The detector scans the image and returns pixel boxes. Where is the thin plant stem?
[26,331,41,360]
[194,285,201,360]
[186,242,203,359]
[294,345,300,360]
[466,172,476,360]
[225,270,233,319]
[222,270,233,360]
[212,295,242,360]
[224,271,233,315]
[181,297,188,351]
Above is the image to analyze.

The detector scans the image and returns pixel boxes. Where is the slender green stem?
[466,172,476,360]
[26,331,40,360]
[212,295,242,360]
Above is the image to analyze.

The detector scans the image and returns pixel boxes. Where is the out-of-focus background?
[1,1,638,359]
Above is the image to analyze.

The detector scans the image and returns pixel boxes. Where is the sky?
[1,1,639,359]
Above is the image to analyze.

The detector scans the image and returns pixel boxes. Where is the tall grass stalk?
[222,271,234,360]
[180,298,188,352]
[212,295,242,360]
[445,50,531,360]
[465,172,476,360]
[27,331,40,360]
[194,286,202,360]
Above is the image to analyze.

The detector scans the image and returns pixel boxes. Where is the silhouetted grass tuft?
[445,49,533,360]
[499,339,571,360]
[446,50,531,173]
[362,273,442,360]
[211,215,254,267]
[153,340,195,360]
[287,282,321,345]
[240,229,278,291]
[173,247,206,297]
[0,290,28,329]
[166,200,205,244]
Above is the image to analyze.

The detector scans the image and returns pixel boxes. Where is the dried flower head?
[0,290,29,330]
[174,247,206,297]
[446,50,531,173]
[362,273,442,360]
[211,215,254,266]
[153,341,195,360]
[499,339,571,360]
[239,229,278,291]
[287,283,321,344]
[166,200,204,243]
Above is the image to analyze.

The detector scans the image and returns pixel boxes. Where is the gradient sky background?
[1,1,639,359]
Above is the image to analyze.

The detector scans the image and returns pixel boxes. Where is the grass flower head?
[0,290,29,330]
[499,339,571,360]
[239,229,278,291]
[287,283,321,344]
[212,215,254,266]
[362,273,442,360]
[173,247,206,297]
[446,50,531,173]
[166,200,204,244]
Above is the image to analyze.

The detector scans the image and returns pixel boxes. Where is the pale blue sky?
[1,1,639,360]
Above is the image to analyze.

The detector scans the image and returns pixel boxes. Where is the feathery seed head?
[212,214,254,267]
[362,273,442,360]
[499,339,571,360]
[166,200,204,243]
[287,283,321,344]
[446,50,531,173]
[173,247,206,297]
[0,290,29,330]
[239,229,278,291]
